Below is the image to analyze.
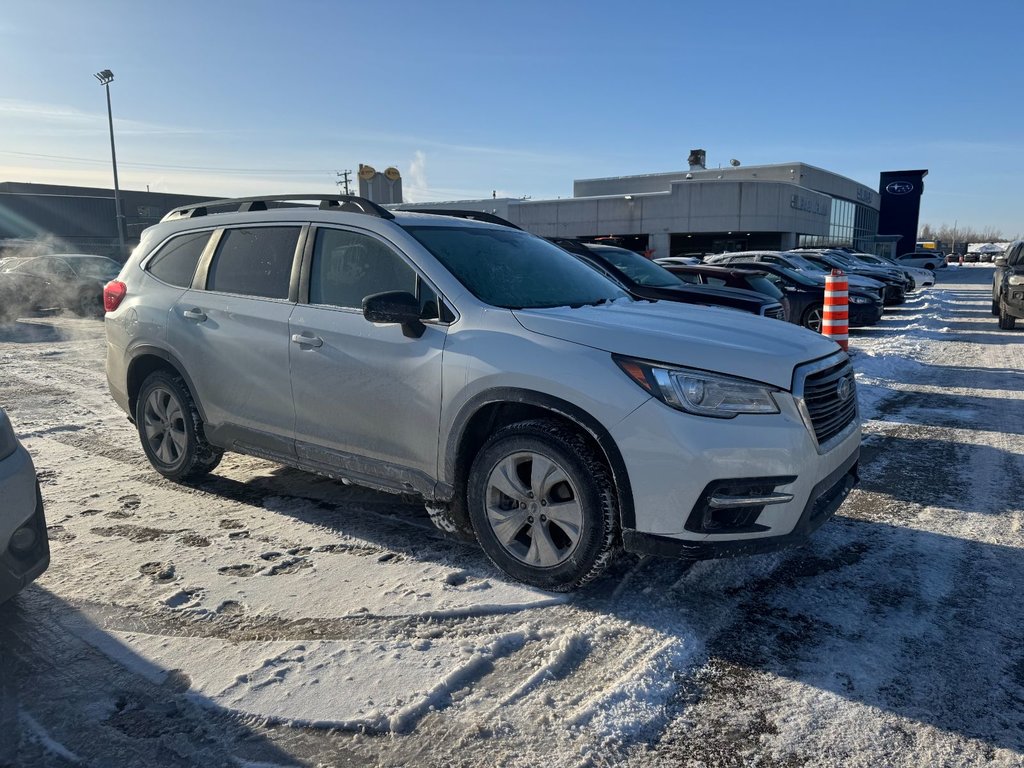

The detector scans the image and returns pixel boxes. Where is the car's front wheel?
[801,304,824,333]
[467,420,617,591]
[136,371,223,481]
[998,301,1017,330]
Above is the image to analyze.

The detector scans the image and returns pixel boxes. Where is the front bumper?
[849,302,883,327]
[610,379,861,554]
[623,448,858,559]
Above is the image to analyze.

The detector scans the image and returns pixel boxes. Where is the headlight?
[1009,275,1024,286]
[614,356,780,418]
[849,294,870,304]
[0,411,20,462]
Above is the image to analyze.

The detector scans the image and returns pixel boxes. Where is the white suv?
[104,196,861,591]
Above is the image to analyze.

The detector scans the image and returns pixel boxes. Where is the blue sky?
[2,0,1021,235]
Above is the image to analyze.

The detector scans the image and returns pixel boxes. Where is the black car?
[658,264,790,317]
[794,250,908,306]
[0,254,120,320]
[548,239,786,320]
[704,261,884,332]
[993,240,1024,329]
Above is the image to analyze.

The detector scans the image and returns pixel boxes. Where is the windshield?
[742,274,784,300]
[405,226,630,309]
[782,252,828,272]
[585,246,680,288]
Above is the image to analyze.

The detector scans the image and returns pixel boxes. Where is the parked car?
[104,194,861,591]
[655,263,790,316]
[548,239,786,320]
[893,251,946,271]
[791,250,908,305]
[993,240,1024,329]
[0,254,121,319]
[841,252,934,289]
[673,261,883,332]
[703,251,887,302]
[0,407,49,604]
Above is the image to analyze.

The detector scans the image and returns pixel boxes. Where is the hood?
[512,300,839,390]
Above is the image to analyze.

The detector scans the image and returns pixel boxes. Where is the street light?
[94,69,126,259]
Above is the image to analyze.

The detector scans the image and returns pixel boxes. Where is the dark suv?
[993,240,1024,329]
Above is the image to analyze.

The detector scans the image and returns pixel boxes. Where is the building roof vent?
[687,149,706,171]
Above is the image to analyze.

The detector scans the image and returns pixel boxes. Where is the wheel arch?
[126,346,208,424]
[443,388,636,529]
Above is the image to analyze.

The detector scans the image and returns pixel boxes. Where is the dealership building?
[398,152,920,259]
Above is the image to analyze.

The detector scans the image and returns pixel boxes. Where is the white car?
[847,253,934,289]
[891,251,945,271]
[0,407,49,604]
[105,196,861,590]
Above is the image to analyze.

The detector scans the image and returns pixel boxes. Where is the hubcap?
[143,387,187,466]
[484,451,583,568]
[807,308,823,333]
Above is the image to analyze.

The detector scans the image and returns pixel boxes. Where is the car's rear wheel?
[74,290,103,318]
[801,304,824,333]
[992,296,1000,316]
[998,301,1017,330]
[136,371,222,481]
[467,420,617,591]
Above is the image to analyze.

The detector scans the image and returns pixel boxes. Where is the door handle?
[291,333,323,348]
[182,308,207,322]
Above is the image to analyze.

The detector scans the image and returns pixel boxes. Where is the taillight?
[103,280,127,312]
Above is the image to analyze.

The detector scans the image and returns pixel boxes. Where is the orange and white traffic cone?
[823,269,849,351]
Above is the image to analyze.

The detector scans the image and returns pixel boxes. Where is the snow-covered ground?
[1,264,1021,767]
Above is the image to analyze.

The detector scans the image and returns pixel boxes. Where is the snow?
[1,264,1021,766]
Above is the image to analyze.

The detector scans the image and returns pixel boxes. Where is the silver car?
[0,407,49,604]
[104,196,860,591]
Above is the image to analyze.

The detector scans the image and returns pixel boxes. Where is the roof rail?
[401,208,522,230]
[161,194,396,222]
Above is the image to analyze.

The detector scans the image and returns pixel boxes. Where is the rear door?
[165,225,302,457]
[288,226,449,490]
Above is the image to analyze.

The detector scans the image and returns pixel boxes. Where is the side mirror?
[362,291,425,338]
[994,256,1008,267]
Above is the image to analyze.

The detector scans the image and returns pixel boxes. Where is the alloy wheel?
[142,387,188,466]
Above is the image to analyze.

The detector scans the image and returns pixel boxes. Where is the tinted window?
[147,232,210,288]
[406,226,628,309]
[743,275,784,300]
[310,229,417,309]
[207,227,299,299]
[71,257,120,279]
[586,246,679,288]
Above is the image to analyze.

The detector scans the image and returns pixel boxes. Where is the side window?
[704,276,727,287]
[675,273,702,285]
[1009,244,1023,266]
[207,227,299,299]
[146,231,211,288]
[309,229,417,310]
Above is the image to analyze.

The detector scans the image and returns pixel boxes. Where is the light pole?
[94,69,126,259]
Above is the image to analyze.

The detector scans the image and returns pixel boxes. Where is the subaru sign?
[885,181,914,195]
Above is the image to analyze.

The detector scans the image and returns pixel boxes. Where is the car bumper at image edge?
[622,448,859,560]
[0,482,50,604]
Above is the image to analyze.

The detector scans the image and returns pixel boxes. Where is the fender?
[443,387,637,529]
[124,343,210,424]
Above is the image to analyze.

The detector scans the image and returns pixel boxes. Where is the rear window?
[207,227,299,299]
[147,232,210,288]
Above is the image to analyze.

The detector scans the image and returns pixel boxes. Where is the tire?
[74,290,103,318]
[924,263,936,271]
[801,304,824,333]
[466,420,618,592]
[998,301,1017,330]
[992,297,1000,316]
[135,370,223,481]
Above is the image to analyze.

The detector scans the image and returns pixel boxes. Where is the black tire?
[924,262,936,271]
[466,420,618,592]
[801,303,824,333]
[998,301,1017,330]
[135,370,223,481]
[74,290,103,318]
[992,297,1000,316]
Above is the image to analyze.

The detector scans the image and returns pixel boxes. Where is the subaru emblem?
[885,181,914,195]
[837,376,853,402]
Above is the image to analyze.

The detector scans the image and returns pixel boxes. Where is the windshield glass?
[585,246,680,288]
[743,274,784,300]
[782,253,827,272]
[405,226,630,309]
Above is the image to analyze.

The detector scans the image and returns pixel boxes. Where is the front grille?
[796,357,857,448]
[763,304,786,320]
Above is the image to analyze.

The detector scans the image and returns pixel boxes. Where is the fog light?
[10,526,37,554]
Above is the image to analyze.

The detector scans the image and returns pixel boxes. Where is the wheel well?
[451,400,634,531]
[127,355,182,418]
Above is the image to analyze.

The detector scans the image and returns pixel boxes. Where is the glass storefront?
[798,197,879,251]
